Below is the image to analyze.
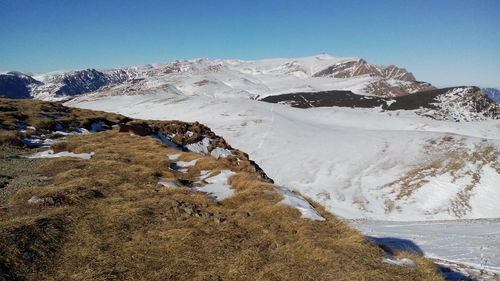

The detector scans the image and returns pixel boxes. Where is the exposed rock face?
[104,65,154,82]
[53,69,116,96]
[0,72,43,99]
[363,79,435,97]
[416,86,500,121]
[313,59,416,81]
[313,59,435,96]
[31,69,130,98]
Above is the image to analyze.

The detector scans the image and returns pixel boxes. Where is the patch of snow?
[197,170,236,201]
[185,137,211,154]
[158,181,180,188]
[385,99,396,107]
[210,147,232,158]
[168,153,181,161]
[382,257,416,267]
[176,159,198,167]
[199,170,211,177]
[52,128,89,136]
[22,149,94,160]
[21,136,55,147]
[277,186,325,221]
[169,158,198,174]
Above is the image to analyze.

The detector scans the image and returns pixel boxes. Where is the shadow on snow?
[366,236,477,281]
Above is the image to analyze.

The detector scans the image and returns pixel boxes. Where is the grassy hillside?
[0,98,443,281]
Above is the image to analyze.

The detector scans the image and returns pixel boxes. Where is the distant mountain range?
[1,55,497,121]
[1,55,436,101]
[1,54,497,124]
[0,71,43,99]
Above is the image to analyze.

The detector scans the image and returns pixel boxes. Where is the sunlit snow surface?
[68,93,500,221]
[159,169,236,202]
[199,170,236,201]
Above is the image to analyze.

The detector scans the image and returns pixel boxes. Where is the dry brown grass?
[0,128,445,281]
[0,98,124,133]
[0,131,22,146]
[0,98,444,281]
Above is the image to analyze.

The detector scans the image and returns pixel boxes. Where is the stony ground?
[0,146,48,205]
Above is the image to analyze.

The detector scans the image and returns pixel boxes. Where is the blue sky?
[1,0,499,88]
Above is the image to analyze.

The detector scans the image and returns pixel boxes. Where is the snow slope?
[351,219,500,279]
[67,92,500,221]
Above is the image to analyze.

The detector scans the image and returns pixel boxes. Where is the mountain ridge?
[0,54,436,100]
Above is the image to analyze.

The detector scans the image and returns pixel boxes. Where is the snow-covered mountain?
[1,54,435,100]
[0,72,43,99]
[30,68,133,100]
[312,58,434,96]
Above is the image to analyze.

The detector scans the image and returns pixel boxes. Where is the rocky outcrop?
[313,59,435,96]
[415,86,500,121]
[53,69,116,96]
[29,68,144,100]
[363,79,435,97]
[313,59,416,81]
[0,69,134,100]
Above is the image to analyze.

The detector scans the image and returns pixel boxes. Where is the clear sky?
[0,0,499,88]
